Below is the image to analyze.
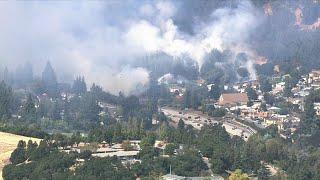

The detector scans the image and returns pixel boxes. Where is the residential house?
[218,93,249,107]
[272,82,285,95]
[169,85,186,96]
[308,70,320,84]
[314,102,320,116]
[207,83,215,91]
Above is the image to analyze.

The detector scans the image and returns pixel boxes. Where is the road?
[161,107,256,141]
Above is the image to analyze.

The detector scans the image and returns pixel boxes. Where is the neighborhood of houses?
[14,69,320,179]
[59,69,320,179]
[52,69,320,149]
[165,69,320,141]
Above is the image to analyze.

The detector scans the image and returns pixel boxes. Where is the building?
[154,140,167,150]
[207,84,215,91]
[92,150,139,158]
[162,174,224,180]
[169,85,186,96]
[314,103,320,116]
[241,109,269,119]
[218,93,249,107]
[272,82,285,94]
[308,70,320,84]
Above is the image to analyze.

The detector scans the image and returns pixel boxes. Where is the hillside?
[0,132,41,180]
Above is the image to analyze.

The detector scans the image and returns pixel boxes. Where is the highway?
[161,107,256,141]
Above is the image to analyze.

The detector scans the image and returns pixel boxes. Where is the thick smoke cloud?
[0,1,151,95]
[0,0,262,94]
[125,0,260,78]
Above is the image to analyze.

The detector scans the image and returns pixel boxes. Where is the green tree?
[22,94,36,122]
[42,61,58,97]
[70,132,82,146]
[209,84,221,100]
[300,92,319,134]
[79,150,92,160]
[26,140,38,157]
[29,140,50,161]
[139,133,157,161]
[246,86,258,100]
[140,133,156,149]
[164,143,177,156]
[265,139,287,163]
[283,77,293,97]
[0,81,13,118]
[175,119,186,143]
[258,164,271,180]
[264,93,275,106]
[172,149,208,177]
[75,157,134,179]
[228,169,249,180]
[79,93,101,127]
[183,90,192,108]
[24,94,36,115]
[260,76,272,93]
[72,76,87,95]
[304,96,316,120]
[49,100,61,120]
[10,140,27,164]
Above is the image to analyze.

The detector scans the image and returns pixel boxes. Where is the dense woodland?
[1,56,320,180]
[2,121,320,179]
[1,0,320,179]
[1,65,320,179]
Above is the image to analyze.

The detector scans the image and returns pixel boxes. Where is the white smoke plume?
[125,0,260,68]
[0,0,261,95]
[0,1,152,95]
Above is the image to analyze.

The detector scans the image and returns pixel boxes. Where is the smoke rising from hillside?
[1,0,317,94]
[125,1,260,67]
[0,1,260,94]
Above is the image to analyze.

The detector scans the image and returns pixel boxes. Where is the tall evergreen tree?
[183,90,191,108]
[80,93,101,125]
[49,101,61,120]
[209,84,221,100]
[260,76,272,93]
[246,86,258,100]
[10,140,27,164]
[90,83,103,99]
[23,94,36,118]
[0,81,13,118]
[72,76,87,95]
[301,92,319,134]
[283,77,293,97]
[42,61,58,97]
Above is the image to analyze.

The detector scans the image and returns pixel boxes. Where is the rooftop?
[92,150,139,158]
[219,93,249,106]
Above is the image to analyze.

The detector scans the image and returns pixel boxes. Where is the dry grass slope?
[0,132,41,180]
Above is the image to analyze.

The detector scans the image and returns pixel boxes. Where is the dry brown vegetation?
[0,132,41,180]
